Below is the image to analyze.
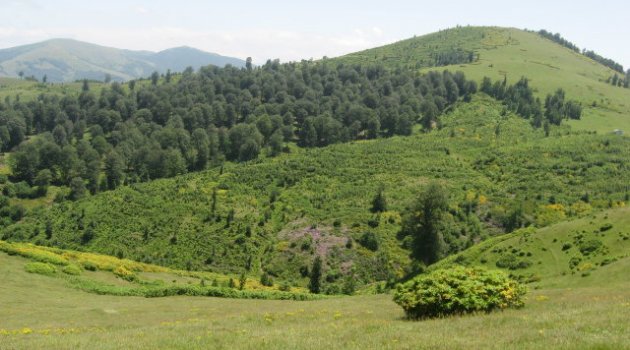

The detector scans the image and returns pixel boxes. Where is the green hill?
[1,26,630,349]
[432,207,630,288]
[0,38,245,82]
[4,96,628,290]
[337,26,630,134]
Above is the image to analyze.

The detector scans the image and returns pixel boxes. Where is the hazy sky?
[1,0,628,68]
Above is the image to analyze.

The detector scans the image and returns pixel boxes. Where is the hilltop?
[337,26,630,133]
[0,38,245,82]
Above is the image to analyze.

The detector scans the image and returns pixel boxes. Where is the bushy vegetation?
[393,266,526,319]
[3,95,628,291]
[24,261,57,275]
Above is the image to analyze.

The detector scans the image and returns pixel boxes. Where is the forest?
[0,58,583,207]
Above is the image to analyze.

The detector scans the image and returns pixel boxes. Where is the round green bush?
[24,262,57,276]
[62,264,82,275]
[393,266,526,319]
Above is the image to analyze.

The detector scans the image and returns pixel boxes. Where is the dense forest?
[1,62,482,194]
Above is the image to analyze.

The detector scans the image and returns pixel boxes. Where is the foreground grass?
[1,253,629,349]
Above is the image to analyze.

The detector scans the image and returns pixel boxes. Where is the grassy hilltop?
[338,26,630,133]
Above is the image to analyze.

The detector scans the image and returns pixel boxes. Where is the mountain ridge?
[0,38,246,82]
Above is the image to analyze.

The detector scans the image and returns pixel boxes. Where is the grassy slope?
[1,245,629,349]
[338,26,630,133]
[0,240,309,296]
[433,207,630,288]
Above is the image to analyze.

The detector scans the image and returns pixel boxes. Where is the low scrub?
[24,262,57,276]
[393,267,526,319]
[62,264,82,275]
[67,278,322,301]
[0,241,69,266]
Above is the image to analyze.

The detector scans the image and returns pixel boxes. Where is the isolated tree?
[371,186,387,213]
[308,256,323,294]
[82,79,90,92]
[401,182,449,265]
[18,71,24,79]
[238,272,247,290]
[42,75,48,84]
[104,73,112,83]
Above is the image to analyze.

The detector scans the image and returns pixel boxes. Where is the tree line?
[1,61,479,195]
[537,29,624,73]
[608,71,630,89]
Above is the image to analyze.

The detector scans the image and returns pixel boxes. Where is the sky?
[0,0,629,69]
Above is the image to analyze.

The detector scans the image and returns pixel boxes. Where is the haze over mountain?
[0,38,246,83]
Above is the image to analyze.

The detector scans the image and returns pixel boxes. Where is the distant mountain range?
[0,38,246,82]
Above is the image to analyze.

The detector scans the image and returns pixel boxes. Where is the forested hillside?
[0,26,628,292]
[3,96,627,291]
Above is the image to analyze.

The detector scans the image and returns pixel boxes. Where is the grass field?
[2,206,630,349]
[1,250,629,349]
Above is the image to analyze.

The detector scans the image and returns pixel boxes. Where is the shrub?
[599,223,613,232]
[495,254,531,270]
[81,261,98,271]
[393,267,526,319]
[62,264,82,275]
[25,262,57,276]
[358,231,379,251]
[113,265,137,282]
[579,239,603,255]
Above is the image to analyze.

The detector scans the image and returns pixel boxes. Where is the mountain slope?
[0,39,245,82]
[5,96,629,289]
[336,26,630,133]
